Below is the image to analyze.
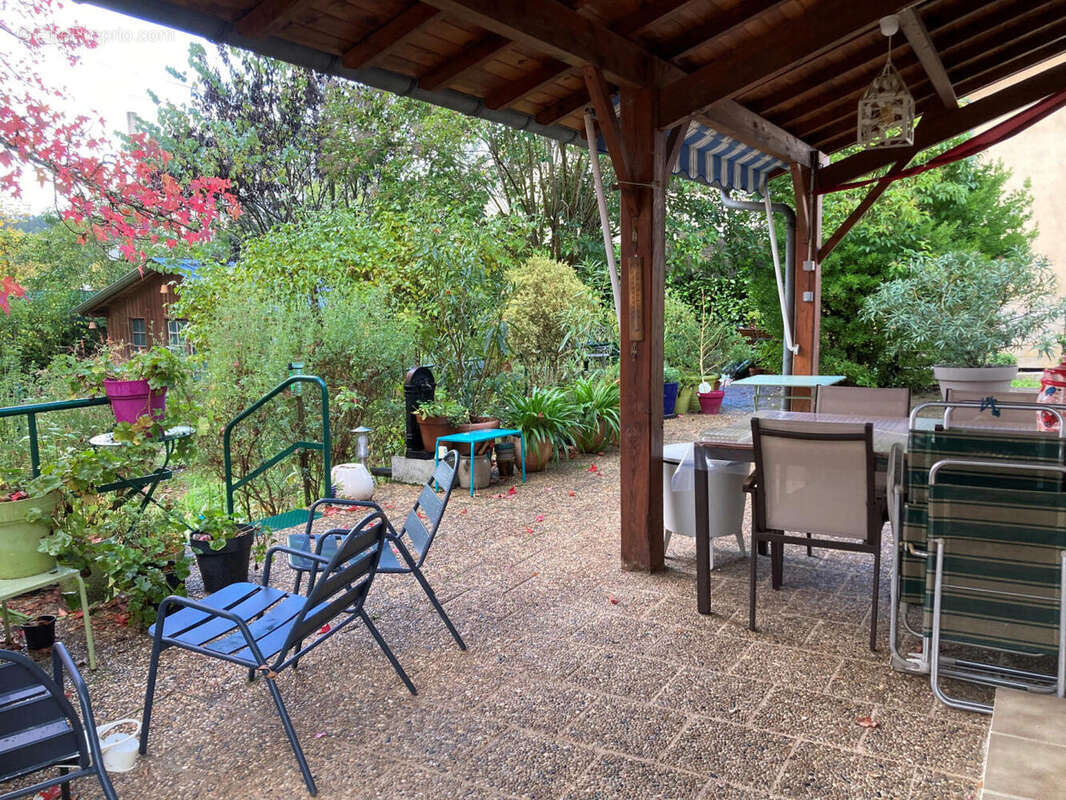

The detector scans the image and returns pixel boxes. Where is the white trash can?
[662,442,749,570]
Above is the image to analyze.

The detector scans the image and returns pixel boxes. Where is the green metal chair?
[1,566,96,670]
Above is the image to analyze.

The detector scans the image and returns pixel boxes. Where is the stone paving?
[17,401,987,799]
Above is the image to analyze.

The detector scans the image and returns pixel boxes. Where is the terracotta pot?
[575,420,607,453]
[524,438,554,472]
[415,415,459,454]
[456,416,500,454]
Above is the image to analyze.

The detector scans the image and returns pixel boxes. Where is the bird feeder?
[857,16,915,149]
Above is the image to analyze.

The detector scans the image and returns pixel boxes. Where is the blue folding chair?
[1,643,118,800]
[140,510,413,796]
[287,451,466,650]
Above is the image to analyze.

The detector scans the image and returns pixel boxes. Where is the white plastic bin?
[662,442,749,569]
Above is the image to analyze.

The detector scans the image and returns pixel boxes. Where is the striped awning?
[674,122,786,194]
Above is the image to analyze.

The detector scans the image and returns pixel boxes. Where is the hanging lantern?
[857,16,915,149]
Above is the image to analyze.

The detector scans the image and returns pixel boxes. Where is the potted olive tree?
[861,251,1066,397]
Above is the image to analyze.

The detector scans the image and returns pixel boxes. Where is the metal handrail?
[222,375,331,516]
[910,400,1066,437]
[0,396,110,478]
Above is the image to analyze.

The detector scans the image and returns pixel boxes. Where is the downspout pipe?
[719,188,797,376]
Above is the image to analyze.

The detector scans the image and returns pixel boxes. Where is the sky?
[9,2,209,215]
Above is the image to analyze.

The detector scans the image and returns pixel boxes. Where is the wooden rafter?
[658,0,787,63]
[899,8,957,108]
[583,66,630,184]
[235,0,307,37]
[697,102,813,166]
[419,0,653,87]
[610,0,698,37]
[485,59,570,109]
[819,157,911,261]
[341,3,441,70]
[418,34,509,91]
[658,0,912,128]
[818,58,1066,189]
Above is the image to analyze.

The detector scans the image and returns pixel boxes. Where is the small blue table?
[435,428,526,497]
[731,374,846,411]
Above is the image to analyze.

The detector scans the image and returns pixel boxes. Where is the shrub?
[505,387,579,462]
[860,250,1066,370]
[502,254,603,388]
[664,289,700,374]
[569,375,619,452]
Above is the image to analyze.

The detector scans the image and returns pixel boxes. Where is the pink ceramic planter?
[104,379,167,424]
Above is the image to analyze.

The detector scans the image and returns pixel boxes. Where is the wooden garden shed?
[86,0,1066,573]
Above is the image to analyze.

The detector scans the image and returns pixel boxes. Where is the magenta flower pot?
[104,379,167,425]
[698,390,725,415]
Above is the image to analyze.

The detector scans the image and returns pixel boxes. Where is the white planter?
[332,463,375,500]
[933,365,1019,400]
[458,454,492,490]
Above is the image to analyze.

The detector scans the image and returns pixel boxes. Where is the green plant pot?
[676,385,695,415]
[0,492,59,580]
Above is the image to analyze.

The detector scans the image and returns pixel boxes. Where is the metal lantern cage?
[857,61,915,148]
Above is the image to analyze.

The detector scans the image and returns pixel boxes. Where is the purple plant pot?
[104,379,167,425]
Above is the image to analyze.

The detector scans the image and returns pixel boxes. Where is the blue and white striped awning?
[673,122,786,193]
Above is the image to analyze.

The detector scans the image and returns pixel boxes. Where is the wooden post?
[789,162,822,410]
[614,84,667,572]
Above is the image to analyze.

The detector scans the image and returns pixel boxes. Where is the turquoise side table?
[435,428,526,497]
[1,565,96,670]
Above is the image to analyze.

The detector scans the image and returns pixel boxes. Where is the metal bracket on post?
[803,260,817,271]
[802,291,814,302]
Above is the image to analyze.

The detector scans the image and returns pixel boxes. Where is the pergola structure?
[88,0,1066,572]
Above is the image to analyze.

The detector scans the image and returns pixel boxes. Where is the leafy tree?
[750,147,1038,387]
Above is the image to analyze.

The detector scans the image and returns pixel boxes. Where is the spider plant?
[569,376,620,452]
[505,386,580,468]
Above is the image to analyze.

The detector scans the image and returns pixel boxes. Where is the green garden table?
[731,374,846,410]
[435,428,526,497]
[90,424,194,518]
[1,565,96,669]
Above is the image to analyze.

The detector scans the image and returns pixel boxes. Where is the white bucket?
[96,718,141,772]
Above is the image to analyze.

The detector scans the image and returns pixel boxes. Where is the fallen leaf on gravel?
[525,527,534,534]
[587,464,598,473]
[459,508,468,515]
[384,503,394,510]
[568,490,575,497]
[608,594,618,605]
[319,625,331,634]
[535,514,544,522]
[507,486,517,496]
[313,731,328,739]
[856,716,879,728]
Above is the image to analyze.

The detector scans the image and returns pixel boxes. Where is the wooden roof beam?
[659,0,789,63]
[658,0,913,128]
[235,0,308,38]
[899,8,957,108]
[420,0,654,87]
[818,58,1066,189]
[611,0,700,38]
[419,34,509,91]
[342,3,441,70]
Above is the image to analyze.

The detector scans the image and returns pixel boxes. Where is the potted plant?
[58,345,188,425]
[505,387,579,472]
[861,250,1066,397]
[695,303,750,414]
[414,391,470,454]
[0,477,60,580]
[569,375,620,453]
[189,508,261,593]
[663,365,681,418]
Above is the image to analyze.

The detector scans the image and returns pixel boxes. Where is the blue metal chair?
[287,451,466,651]
[1,643,118,800]
[140,510,413,796]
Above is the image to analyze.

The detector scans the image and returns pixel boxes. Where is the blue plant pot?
[663,382,679,417]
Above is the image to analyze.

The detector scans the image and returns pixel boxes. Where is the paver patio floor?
[16,402,986,799]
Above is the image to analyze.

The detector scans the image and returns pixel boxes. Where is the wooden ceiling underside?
[104,0,1066,168]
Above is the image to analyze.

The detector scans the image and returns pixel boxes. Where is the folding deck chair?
[1,643,118,800]
[888,401,1066,713]
[140,510,414,795]
[286,451,466,650]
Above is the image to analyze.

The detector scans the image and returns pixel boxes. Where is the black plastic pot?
[20,615,56,650]
[190,524,256,593]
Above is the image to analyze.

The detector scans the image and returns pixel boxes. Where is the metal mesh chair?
[141,511,413,795]
[748,418,883,651]
[815,385,911,417]
[287,452,466,650]
[1,643,118,800]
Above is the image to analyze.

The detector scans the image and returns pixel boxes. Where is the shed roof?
[73,258,200,317]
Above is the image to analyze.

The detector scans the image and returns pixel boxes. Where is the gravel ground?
[5,388,986,800]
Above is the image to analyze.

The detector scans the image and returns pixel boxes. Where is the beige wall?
[971,55,1066,368]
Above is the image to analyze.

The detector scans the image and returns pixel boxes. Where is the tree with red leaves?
[0,0,240,313]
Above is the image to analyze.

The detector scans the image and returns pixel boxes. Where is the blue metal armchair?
[287,451,466,651]
[140,510,413,796]
[1,643,118,800]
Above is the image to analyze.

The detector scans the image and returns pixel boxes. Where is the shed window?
[130,318,147,349]
[167,319,188,350]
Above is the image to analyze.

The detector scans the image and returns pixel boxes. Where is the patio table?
[434,428,525,497]
[731,374,846,411]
